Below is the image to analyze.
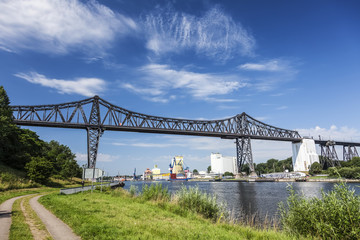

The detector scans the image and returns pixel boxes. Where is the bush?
[309,162,322,175]
[328,167,360,179]
[141,184,170,202]
[279,182,360,239]
[25,157,53,184]
[173,186,227,221]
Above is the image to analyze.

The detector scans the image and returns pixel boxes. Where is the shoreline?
[136,178,360,183]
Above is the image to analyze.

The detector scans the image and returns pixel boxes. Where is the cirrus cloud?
[143,6,255,62]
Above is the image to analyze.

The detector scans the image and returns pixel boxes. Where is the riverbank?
[184,177,360,183]
[39,189,293,240]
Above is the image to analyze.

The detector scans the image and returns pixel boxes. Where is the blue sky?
[1,0,360,175]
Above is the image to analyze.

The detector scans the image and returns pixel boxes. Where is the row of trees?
[0,86,82,184]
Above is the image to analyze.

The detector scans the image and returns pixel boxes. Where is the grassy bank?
[0,188,53,205]
[39,188,293,240]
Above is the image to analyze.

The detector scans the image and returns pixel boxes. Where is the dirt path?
[20,196,51,240]
[29,195,81,240]
[0,195,29,240]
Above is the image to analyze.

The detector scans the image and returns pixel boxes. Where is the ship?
[169,156,191,181]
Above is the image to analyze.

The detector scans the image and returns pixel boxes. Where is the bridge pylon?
[319,141,341,168]
[235,137,256,176]
[343,145,359,161]
[87,96,103,168]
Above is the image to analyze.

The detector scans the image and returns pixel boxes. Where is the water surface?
[123,181,360,221]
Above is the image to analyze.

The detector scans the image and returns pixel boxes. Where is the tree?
[224,171,234,176]
[309,162,322,175]
[25,157,53,184]
[0,86,45,169]
[60,159,81,180]
[193,169,199,175]
[207,165,211,173]
[0,86,18,165]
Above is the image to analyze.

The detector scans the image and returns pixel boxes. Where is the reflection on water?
[124,181,360,221]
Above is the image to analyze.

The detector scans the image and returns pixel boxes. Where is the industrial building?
[210,153,237,175]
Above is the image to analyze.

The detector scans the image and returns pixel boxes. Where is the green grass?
[0,162,40,191]
[0,188,54,204]
[9,197,33,240]
[308,176,333,179]
[39,189,294,240]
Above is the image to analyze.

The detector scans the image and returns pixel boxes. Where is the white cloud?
[239,59,287,72]
[238,59,298,92]
[143,6,255,62]
[122,64,246,102]
[297,125,360,142]
[0,0,137,55]
[76,153,118,163]
[276,106,288,110]
[15,72,106,97]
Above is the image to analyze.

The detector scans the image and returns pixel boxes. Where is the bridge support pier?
[87,128,103,168]
[343,145,359,161]
[235,137,256,176]
[87,96,103,169]
[319,141,340,168]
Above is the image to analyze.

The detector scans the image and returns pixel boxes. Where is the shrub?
[129,185,138,197]
[328,167,360,179]
[141,184,170,202]
[309,162,322,175]
[173,186,227,221]
[25,156,53,184]
[279,182,360,239]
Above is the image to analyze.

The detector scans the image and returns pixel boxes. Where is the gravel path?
[0,195,29,240]
[29,195,81,240]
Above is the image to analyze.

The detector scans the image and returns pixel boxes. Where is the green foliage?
[207,165,211,173]
[129,185,138,197]
[224,171,234,176]
[25,157,53,184]
[255,157,293,175]
[174,186,227,221]
[309,162,322,175]
[193,169,199,175]
[141,184,170,201]
[327,166,360,179]
[279,182,360,239]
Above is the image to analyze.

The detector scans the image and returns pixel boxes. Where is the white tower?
[292,139,319,172]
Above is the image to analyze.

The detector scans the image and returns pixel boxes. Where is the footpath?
[0,194,80,240]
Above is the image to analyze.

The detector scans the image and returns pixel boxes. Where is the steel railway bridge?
[10,96,360,173]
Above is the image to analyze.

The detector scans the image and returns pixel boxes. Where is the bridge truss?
[10,96,303,173]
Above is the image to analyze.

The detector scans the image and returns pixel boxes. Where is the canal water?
[123,181,360,222]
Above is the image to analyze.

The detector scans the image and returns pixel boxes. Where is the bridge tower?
[343,145,359,161]
[87,96,103,168]
[319,141,341,168]
[235,137,255,176]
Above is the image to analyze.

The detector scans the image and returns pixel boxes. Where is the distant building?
[152,165,161,175]
[292,139,320,172]
[210,153,237,175]
[143,168,152,180]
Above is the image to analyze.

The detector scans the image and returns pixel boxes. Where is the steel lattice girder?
[10,96,302,141]
[236,137,254,174]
